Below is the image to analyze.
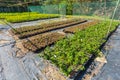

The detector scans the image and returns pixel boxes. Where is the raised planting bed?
[42,21,119,77]
[11,19,87,39]
[22,32,65,52]
[0,12,59,23]
[11,18,87,34]
[63,20,99,33]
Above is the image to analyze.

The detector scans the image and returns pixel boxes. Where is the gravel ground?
[91,26,120,80]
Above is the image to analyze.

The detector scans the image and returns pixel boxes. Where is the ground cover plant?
[0,12,59,23]
[42,21,119,76]
[22,32,65,52]
[11,19,86,39]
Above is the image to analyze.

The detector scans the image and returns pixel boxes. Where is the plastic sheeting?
[0,25,48,80]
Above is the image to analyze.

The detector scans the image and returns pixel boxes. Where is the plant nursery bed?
[10,17,59,23]
[42,21,119,78]
[11,18,86,34]
[10,19,87,39]
[63,20,99,33]
[74,24,119,80]
[22,32,65,52]
[18,20,86,39]
[0,12,60,23]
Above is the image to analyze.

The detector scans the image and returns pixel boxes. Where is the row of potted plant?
[22,32,65,52]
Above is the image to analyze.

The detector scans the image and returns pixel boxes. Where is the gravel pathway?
[92,26,120,80]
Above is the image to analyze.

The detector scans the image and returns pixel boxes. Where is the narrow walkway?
[92,26,120,80]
